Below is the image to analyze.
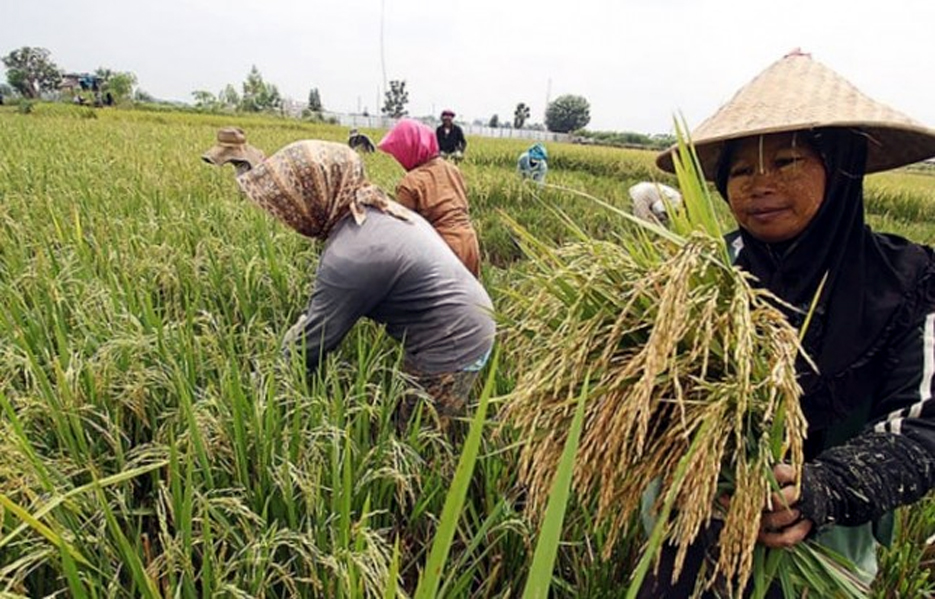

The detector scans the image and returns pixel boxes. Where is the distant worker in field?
[436,109,467,162]
[517,143,549,184]
[348,128,376,153]
[628,181,682,225]
[233,140,495,435]
[201,126,266,175]
[379,118,481,277]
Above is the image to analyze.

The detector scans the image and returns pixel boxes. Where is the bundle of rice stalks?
[500,131,867,597]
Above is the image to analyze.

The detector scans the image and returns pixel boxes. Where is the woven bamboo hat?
[202,127,266,168]
[656,50,935,178]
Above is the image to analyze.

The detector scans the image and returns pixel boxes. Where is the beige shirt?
[629,182,682,224]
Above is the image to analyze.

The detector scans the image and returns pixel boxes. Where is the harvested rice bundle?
[501,136,865,596]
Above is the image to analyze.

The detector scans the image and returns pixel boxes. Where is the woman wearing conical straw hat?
[643,49,935,596]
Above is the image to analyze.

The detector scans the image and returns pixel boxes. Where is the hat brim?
[656,122,935,179]
[201,143,266,168]
[655,54,935,178]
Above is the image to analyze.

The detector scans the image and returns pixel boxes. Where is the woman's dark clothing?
[640,129,935,596]
[348,133,376,153]
[714,129,935,527]
[436,124,467,154]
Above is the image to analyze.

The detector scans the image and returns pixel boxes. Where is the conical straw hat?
[656,51,935,178]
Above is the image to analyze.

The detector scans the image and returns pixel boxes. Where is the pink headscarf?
[378,119,439,171]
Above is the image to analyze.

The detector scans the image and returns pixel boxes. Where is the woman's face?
[725,132,827,243]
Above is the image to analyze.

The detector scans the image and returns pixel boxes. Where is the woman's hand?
[758,464,813,548]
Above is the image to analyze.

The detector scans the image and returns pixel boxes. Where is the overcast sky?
[4,0,934,134]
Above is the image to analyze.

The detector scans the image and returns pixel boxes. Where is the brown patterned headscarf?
[236,140,409,239]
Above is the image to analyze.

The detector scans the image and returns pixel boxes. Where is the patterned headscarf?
[378,119,440,171]
[237,140,409,240]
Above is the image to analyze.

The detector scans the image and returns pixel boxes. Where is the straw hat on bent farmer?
[656,49,935,178]
[201,127,266,172]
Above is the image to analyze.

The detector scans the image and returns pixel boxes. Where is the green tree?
[107,72,137,101]
[307,87,323,112]
[134,88,155,103]
[488,114,499,128]
[2,46,62,99]
[191,90,219,111]
[240,65,281,112]
[219,84,240,110]
[650,133,677,150]
[545,94,591,133]
[513,102,531,129]
[94,67,115,84]
[381,80,408,118]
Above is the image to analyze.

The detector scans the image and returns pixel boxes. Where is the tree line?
[2,46,140,104]
[3,46,669,144]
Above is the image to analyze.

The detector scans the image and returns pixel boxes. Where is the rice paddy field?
[2,103,935,597]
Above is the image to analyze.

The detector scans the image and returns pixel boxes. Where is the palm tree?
[513,102,531,129]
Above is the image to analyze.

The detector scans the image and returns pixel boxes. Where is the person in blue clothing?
[517,143,548,183]
[643,50,935,596]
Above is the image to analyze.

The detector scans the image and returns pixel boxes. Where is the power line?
[380,0,388,93]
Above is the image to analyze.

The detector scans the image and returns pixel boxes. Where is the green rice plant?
[414,349,498,599]
[521,375,589,599]
[874,501,935,597]
[1,105,933,597]
[499,125,867,597]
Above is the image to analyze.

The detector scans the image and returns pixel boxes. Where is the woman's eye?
[729,166,753,178]
[775,156,802,169]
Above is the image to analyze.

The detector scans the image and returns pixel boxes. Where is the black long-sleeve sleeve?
[799,432,935,527]
[798,312,935,528]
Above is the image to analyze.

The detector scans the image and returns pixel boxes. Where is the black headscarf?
[715,128,935,431]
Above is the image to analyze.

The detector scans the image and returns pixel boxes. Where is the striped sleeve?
[872,313,935,445]
[798,312,935,528]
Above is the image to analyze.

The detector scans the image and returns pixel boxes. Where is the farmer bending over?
[201,126,266,175]
[348,128,376,153]
[628,182,682,226]
[517,143,548,184]
[378,118,481,277]
[217,138,495,434]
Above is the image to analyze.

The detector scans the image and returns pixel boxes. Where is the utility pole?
[545,77,552,119]
[381,0,388,92]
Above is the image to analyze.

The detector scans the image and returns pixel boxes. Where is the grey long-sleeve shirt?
[286,207,495,374]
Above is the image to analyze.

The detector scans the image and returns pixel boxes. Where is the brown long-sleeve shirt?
[396,157,481,277]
